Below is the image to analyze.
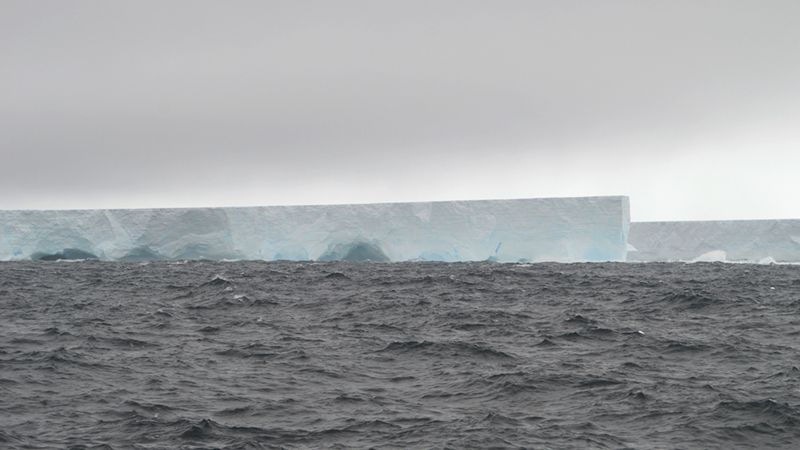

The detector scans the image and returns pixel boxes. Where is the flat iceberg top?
[0,196,630,263]
[628,219,800,263]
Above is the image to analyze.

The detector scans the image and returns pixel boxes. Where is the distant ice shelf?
[628,220,800,263]
[0,197,630,263]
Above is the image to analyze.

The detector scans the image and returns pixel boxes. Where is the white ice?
[627,220,800,263]
[0,197,630,263]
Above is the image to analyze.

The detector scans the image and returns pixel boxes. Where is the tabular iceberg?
[0,196,630,262]
[628,220,800,263]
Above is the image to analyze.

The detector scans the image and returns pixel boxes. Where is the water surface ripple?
[1,261,799,449]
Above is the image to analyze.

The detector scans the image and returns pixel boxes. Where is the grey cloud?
[1,1,799,219]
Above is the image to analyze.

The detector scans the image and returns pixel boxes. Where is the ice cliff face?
[0,196,630,262]
[628,220,800,263]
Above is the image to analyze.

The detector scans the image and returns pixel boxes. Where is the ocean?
[1,261,799,449]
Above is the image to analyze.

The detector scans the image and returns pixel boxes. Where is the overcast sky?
[1,1,799,221]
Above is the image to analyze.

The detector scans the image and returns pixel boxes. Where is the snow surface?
[628,220,800,263]
[0,197,630,262]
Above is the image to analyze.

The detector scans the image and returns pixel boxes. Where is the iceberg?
[627,220,800,263]
[0,196,630,262]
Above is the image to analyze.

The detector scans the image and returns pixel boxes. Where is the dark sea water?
[1,261,800,449]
